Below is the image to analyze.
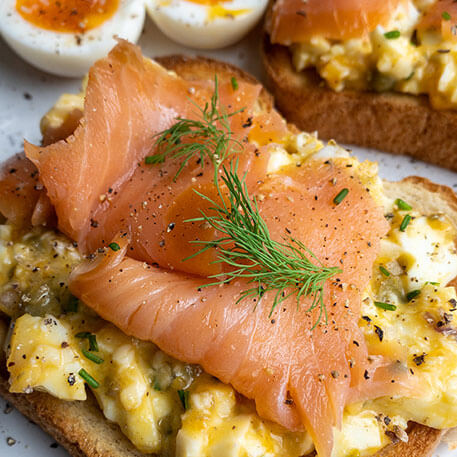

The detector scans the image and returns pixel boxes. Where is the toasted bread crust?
[262,37,457,171]
[0,56,450,457]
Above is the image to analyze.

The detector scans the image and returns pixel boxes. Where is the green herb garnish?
[384,30,401,39]
[88,334,99,352]
[333,188,349,205]
[151,83,341,329]
[379,266,390,277]
[374,301,397,311]
[78,368,99,388]
[400,214,412,232]
[178,390,190,410]
[425,281,440,286]
[406,289,421,301]
[108,242,121,251]
[443,11,451,21]
[395,198,412,211]
[82,349,104,364]
[231,76,239,90]
[186,163,341,327]
[145,76,243,182]
[76,332,99,351]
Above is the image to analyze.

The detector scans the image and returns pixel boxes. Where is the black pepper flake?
[167,223,175,232]
[353,340,359,347]
[6,437,16,446]
[90,219,99,228]
[384,416,391,426]
[61,341,69,348]
[362,315,371,323]
[242,117,253,128]
[331,370,339,379]
[68,373,76,386]
[50,442,59,449]
[374,325,384,342]
[413,353,426,366]
[364,369,370,379]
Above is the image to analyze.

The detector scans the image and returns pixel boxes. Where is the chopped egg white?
[146,0,268,49]
[0,0,145,77]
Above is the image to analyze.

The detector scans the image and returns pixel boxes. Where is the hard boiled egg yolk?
[16,0,120,33]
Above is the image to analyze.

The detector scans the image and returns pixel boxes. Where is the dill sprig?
[186,163,342,328]
[145,76,243,181]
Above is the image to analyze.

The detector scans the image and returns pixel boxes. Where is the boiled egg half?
[146,0,268,49]
[0,0,146,77]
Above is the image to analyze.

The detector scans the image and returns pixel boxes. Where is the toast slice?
[262,36,457,172]
[0,55,449,457]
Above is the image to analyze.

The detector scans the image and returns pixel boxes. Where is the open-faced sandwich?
[263,0,457,170]
[1,40,457,457]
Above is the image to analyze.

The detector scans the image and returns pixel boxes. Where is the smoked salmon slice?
[24,40,284,277]
[268,0,404,44]
[418,0,457,42]
[0,153,55,228]
[70,161,415,457]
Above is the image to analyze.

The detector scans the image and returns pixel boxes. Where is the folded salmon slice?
[0,153,55,228]
[70,161,416,457]
[25,41,284,276]
[268,0,404,44]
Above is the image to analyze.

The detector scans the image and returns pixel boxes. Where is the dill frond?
[145,76,243,181]
[186,163,342,328]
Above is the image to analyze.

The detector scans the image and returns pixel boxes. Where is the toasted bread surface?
[262,37,457,171]
[0,55,450,457]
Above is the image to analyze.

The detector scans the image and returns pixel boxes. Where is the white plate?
[0,15,456,457]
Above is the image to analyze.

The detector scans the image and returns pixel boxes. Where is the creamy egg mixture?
[2,95,457,457]
[291,0,457,109]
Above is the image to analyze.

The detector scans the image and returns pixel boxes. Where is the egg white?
[0,0,146,78]
[146,0,268,49]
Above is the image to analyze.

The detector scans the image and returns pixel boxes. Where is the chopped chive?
[88,334,99,352]
[78,368,99,388]
[425,281,440,286]
[395,198,412,211]
[399,214,412,232]
[108,242,120,251]
[231,76,238,91]
[379,266,391,277]
[75,332,91,339]
[442,11,451,21]
[384,30,401,39]
[374,301,397,311]
[63,295,79,313]
[82,349,104,364]
[178,390,190,410]
[406,289,421,301]
[333,188,349,205]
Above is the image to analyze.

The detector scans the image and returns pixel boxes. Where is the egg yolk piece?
[16,0,120,33]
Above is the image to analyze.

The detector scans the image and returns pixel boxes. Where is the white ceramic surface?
[0,15,456,457]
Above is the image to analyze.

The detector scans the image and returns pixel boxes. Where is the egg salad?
[291,0,457,110]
